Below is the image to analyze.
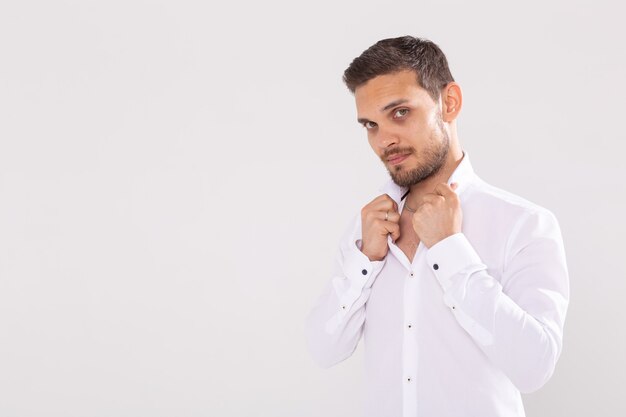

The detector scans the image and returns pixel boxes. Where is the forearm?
[441,266,566,392]
[305,240,386,368]
[426,214,569,393]
[304,278,371,368]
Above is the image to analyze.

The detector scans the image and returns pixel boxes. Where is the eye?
[394,108,409,118]
[362,121,377,130]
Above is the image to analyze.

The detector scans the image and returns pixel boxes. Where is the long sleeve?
[304,214,386,368]
[425,208,570,393]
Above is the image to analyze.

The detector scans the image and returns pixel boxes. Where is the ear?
[441,82,462,122]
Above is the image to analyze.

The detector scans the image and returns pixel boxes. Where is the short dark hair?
[342,36,455,102]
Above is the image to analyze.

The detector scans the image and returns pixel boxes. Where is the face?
[355,69,450,188]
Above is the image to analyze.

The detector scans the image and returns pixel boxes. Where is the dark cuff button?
[433,264,439,270]
[362,269,368,275]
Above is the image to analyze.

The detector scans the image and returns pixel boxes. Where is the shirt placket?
[401,244,423,417]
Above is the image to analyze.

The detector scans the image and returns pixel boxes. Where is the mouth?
[387,153,411,165]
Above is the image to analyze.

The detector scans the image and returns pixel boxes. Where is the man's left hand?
[412,182,463,248]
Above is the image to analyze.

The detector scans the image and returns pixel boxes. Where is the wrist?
[361,249,384,262]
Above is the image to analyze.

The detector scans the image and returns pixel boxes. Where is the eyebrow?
[357,99,410,124]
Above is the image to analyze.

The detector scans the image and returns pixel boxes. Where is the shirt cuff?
[425,232,487,291]
[344,239,386,292]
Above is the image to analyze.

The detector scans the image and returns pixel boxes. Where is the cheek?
[412,125,437,144]
[404,119,426,138]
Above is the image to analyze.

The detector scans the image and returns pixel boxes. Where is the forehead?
[355,69,435,114]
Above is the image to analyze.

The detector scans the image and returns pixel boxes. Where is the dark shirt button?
[362,269,368,275]
[433,263,439,270]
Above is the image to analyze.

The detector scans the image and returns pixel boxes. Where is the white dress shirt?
[304,151,570,417]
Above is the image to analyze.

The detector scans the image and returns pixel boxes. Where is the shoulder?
[464,176,564,256]
[465,176,557,221]
[471,175,564,244]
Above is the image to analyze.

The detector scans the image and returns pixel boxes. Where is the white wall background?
[0,0,624,416]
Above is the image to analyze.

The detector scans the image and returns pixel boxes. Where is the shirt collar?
[377,149,477,204]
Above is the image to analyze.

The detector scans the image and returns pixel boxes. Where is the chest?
[394,212,420,264]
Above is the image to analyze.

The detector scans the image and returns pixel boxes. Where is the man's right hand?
[360,194,400,261]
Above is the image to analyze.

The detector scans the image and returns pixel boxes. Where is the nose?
[372,124,400,152]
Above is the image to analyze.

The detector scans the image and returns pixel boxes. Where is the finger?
[433,182,458,198]
[384,222,400,242]
[363,195,398,221]
[379,210,401,223]
[373,193,399,213]
[421,193,445,204]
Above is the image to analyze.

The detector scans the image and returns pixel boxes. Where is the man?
[304,36,569,417]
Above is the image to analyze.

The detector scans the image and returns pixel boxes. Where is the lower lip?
[388,154,410,165]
